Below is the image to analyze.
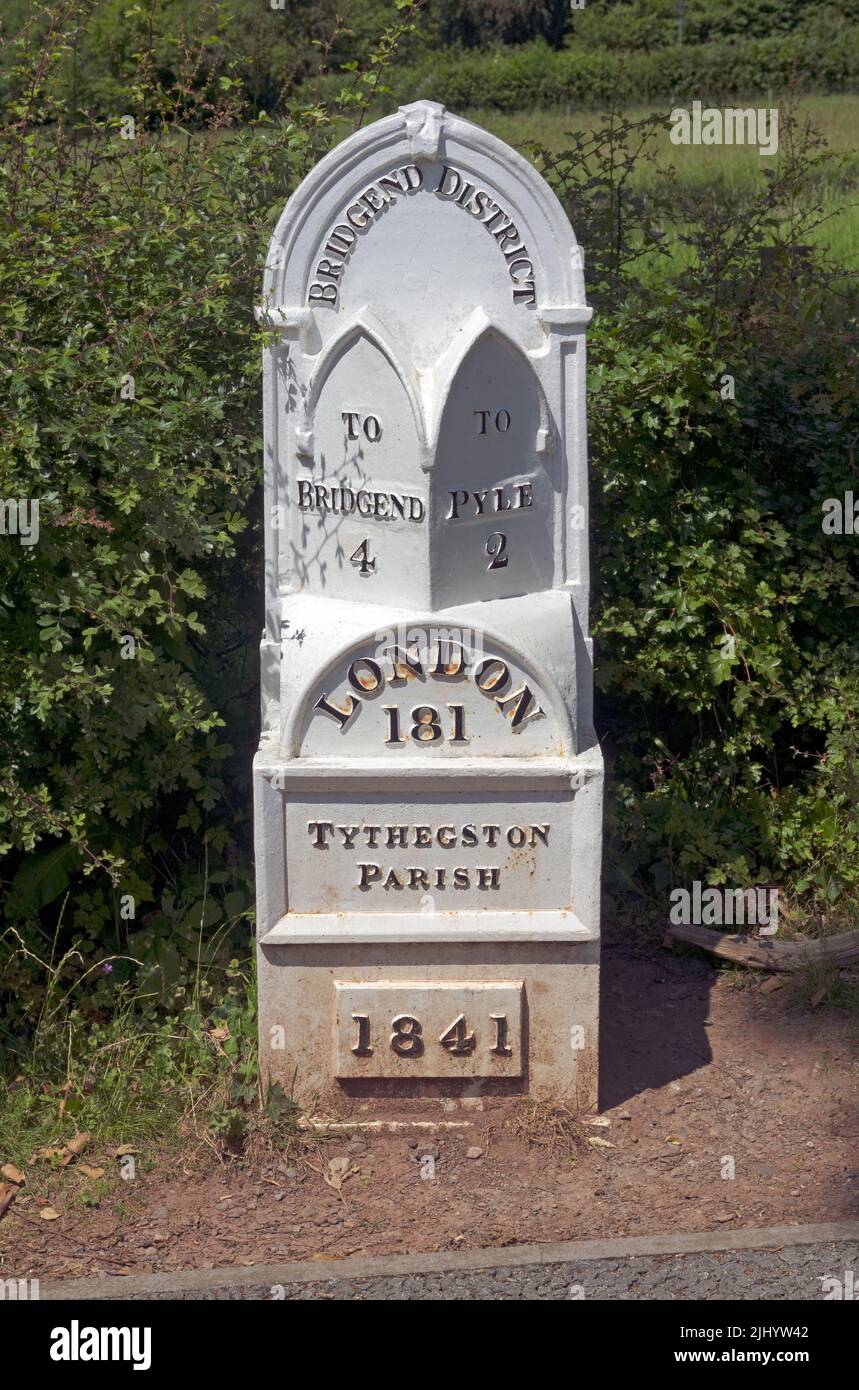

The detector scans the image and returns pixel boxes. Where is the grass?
[467,95,859,164]
[1,1005,233,1169]
[0,931,307,1189]
[776,889,859,944]
[796,962,859,1015]
[0,983,323,1225]
[465,95,859,268]
[506,1097,593,1161]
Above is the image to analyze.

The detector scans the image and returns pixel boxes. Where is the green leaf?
[8,842,80,918]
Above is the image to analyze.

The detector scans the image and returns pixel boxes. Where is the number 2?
[485,532,508,570]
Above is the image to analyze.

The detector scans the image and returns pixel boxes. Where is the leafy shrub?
[5,3,856,122]
[0,0,429,121]
[367,27,859,110]
[535,113,859,904]
[0,9,332,1036]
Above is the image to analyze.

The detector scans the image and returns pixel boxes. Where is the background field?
[466,96,859,267]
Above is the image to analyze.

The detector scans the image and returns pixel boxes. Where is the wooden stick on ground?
[663,924,859,973]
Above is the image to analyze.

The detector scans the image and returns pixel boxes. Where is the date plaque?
[334,980,524,1078]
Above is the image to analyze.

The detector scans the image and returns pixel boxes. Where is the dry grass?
[239,1118,328,1176]
[506,1097,592,1162]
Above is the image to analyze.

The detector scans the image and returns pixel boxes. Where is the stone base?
[257,937,599,1110]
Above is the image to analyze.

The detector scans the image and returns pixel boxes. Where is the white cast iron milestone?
[253,101,603,1106]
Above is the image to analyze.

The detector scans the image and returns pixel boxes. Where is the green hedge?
[569,0,859,52]
[370,27,859,111]
[0,21,337,1029]
[5,3,856,120]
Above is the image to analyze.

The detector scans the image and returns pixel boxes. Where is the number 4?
[350,538,376,575]
[439,1013,476,1055]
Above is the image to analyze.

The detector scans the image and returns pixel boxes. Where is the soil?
[3,937,858,1282]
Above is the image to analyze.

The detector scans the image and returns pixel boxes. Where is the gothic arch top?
[261,101,587,321]
[424,308,551,459]
[298,307,426,453]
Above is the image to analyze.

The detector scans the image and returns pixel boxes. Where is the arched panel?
[430,328,557,607]
[287,328,429,605]
[291,625,569,759]
[301,312,425,453]
[262,103,587,329]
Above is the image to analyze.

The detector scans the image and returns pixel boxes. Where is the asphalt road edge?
[36,1219,859,1300]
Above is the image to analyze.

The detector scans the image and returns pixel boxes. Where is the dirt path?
[3,940,857,1282]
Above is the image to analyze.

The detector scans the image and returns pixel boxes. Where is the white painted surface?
[253,102,603,1107]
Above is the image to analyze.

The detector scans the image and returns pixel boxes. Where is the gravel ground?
[150,1239,858,1300]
